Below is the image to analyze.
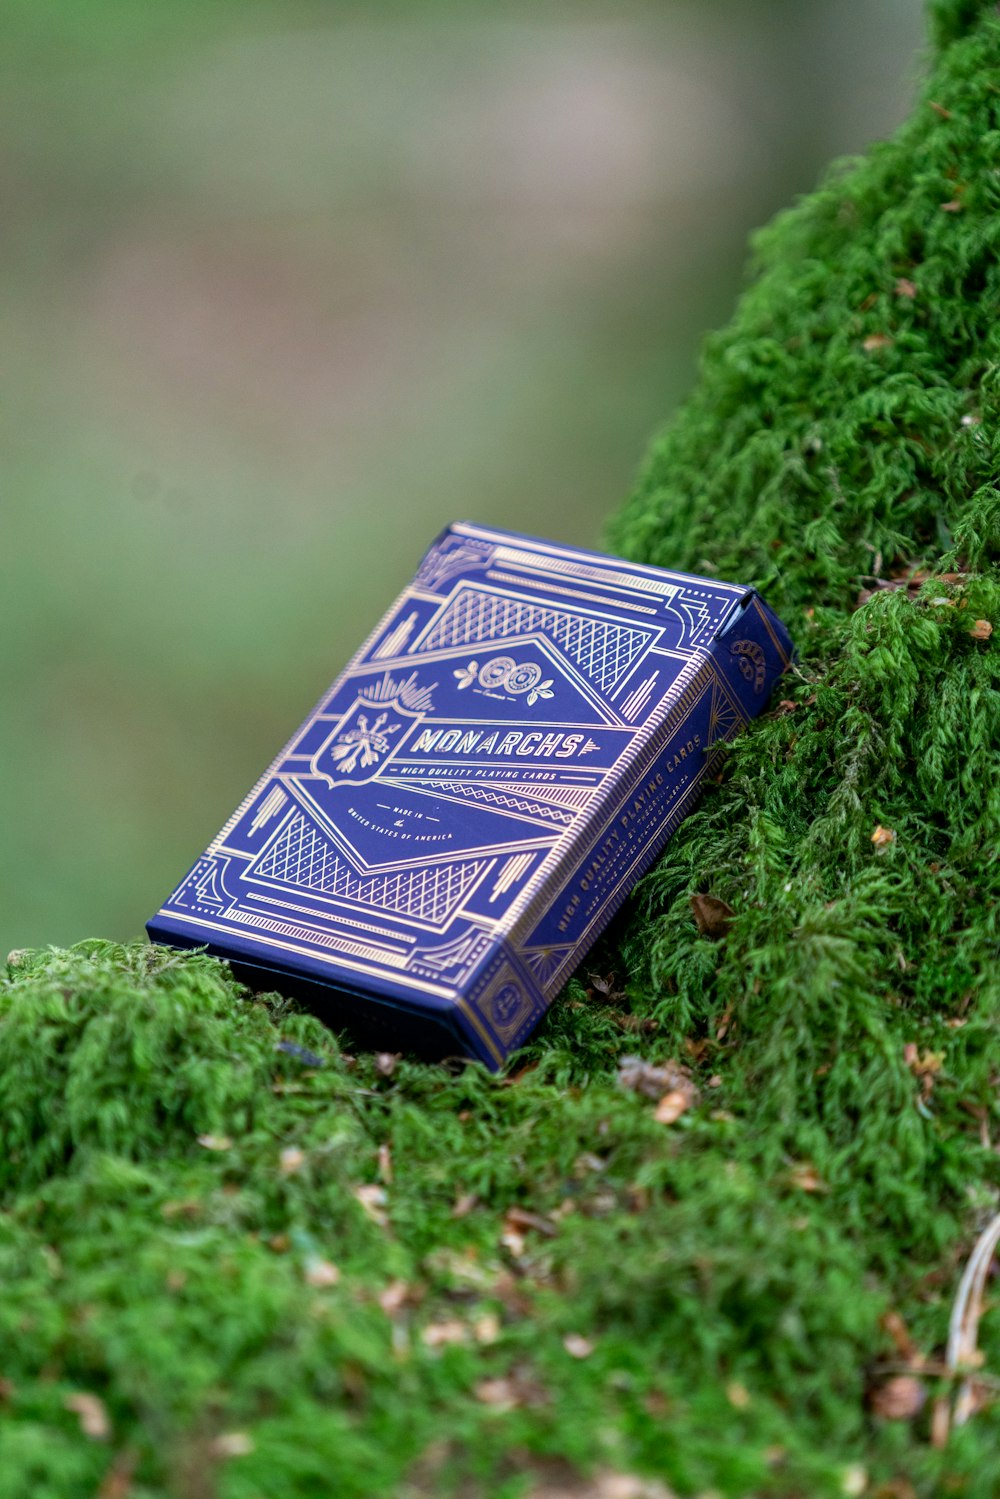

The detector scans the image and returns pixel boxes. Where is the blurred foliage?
[1,0,921,951]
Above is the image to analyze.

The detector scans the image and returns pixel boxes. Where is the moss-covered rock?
[3,4,999,1495]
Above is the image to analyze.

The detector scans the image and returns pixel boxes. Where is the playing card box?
[147,523,792,1067]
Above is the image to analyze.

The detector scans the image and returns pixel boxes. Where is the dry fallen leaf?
[617,1056,697,1105]
[525,1472,678,1499]
[689,893,735,939]
[969,619,993,641]
[788,1161,827,1193]
[375,1052,400,1077]
[421,1319,468,1348]
[894,278,917,299]
[279,1146,306,1176]
[196,1135,232,1152]
[501,1223,526,1258]
[475,1312,501,1345]
[64,1392,110,1440]
[903,1044,943,1097]
[872,1480,917,1499]
[609,1010,659,1035]
[474,1376,518,1408]
[473,1367,548,1410]
[870,1375,926,1420]
[304,1256,341,1288]
[451,1191,478,1219]
[377,1143,393,1184]
[563,1333,594,1359]
[97,1451,136,1499]
[653,1090,691,1125]
[871,825,896,849]
[504,1206,557,1238]
[378,1279,412,1316]
[354,1184,389,1226]
[726,1381,751,1410]
[210,1433,255,1459]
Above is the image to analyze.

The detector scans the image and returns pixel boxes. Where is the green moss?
[4,4,1000,1495]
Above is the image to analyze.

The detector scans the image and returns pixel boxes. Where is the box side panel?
[711,586,795,705]
[505,612,791,1007]
[450,942,547,1071]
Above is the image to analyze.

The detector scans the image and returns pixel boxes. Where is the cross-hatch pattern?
[251,812,487,925]
[421,588,651,695]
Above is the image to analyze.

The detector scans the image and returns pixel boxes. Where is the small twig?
[934,1210,1000,1444]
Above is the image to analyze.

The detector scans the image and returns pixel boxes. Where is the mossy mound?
[3,5,1000,1496]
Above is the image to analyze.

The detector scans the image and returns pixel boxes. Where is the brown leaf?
[863,333,894,352]
[873,1480,917,1499]
[787,1161,827,1193]
[210,1433,255,1459]
[474,1376,519,1408]
[377,1143,393,1184]
[609,1010,659,1035]
[653,1090,691,1125]
[374,1052,399,1077]
[929,100,952,119]
[504,1206,557,1238]
[353,1184,389,1226]
[196,1135,232,1152]
[97,1451,137,1499]
[870,1375,926,1420]
[902,1044,942,1097]
[422,1319,469,1348]
[894,278,917,299]
[451,1191,479,1219]
[871,825,896,849]
[378,1279,412,1316]
[473,1367,548,1410]
[304,1256,341,1288]
[690,893,734,939]
[726,1380,751,1410]
[563,1333,594,1359]
[941,198,963,212]
[617,1055,697,1104]
[474,1312,501,1345]
[969,619,993,641]
[65,1392,110,1440]
[279,1146,306,1176]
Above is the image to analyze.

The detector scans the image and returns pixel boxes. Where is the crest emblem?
[310,671,435,787]
[729,639,767,694]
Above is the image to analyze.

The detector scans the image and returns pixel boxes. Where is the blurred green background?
[2,0,924,953]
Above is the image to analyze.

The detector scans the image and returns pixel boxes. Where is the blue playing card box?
[147,523,793,1068]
